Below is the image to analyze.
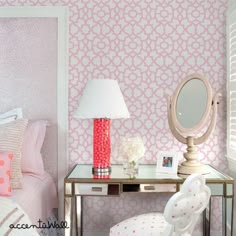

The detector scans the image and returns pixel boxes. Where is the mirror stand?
[167,74,221,175]
[168,100,212,174]
[178,136,209,174]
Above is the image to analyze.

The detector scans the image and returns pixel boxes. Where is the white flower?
[118,136,145,162]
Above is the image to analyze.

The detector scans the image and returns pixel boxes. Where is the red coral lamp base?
[92,119,111,179]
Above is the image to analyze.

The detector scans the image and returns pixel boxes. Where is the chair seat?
[110,174,211,236]
[110,212,168,236]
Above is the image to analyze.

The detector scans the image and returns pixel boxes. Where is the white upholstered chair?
[110,174,211,236]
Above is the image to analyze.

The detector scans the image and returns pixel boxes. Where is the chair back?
[163,174,211,236]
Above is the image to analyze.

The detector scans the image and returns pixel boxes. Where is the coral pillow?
[0,152,13,196]
[22,120,48,178]
[0,119,28,189]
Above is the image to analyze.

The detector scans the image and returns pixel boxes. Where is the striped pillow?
[0,119,28,188]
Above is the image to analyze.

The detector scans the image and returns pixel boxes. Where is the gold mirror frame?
[167,74,221,175]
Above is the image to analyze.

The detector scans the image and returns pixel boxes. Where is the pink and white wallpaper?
[0,0,232,234]
[69,1,227,233]
[69,0,227,169]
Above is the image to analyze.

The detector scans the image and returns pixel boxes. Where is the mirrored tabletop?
[66,164,233,184]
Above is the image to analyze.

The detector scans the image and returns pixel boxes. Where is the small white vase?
[123,160,139,179]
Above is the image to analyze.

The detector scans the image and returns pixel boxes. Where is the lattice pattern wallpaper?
[69,0,227,170]
[69,1,227,232]
[1,0,231,234]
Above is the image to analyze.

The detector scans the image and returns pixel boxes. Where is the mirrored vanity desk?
[64,164,234,236]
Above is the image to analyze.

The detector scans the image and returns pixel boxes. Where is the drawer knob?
[91,187,103,192]
[144,186,155,191]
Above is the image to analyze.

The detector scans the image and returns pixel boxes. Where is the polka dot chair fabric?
[110,174,211,236]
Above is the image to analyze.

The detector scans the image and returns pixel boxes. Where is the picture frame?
[156,151,179,176]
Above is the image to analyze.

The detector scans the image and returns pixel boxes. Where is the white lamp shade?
[74,79,130,119]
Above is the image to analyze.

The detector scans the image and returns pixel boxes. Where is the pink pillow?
[0,152,13,196]
[0,119,28,189]
[21,120,48,178]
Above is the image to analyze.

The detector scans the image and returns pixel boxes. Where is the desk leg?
[231,197,235,236]
[65,197,73,236]
[222,197,234,236]
[203,197,211,236]
[76,196,83,236]
[203,209,207,236]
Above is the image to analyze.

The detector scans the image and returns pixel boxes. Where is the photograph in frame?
[156,151,179,177]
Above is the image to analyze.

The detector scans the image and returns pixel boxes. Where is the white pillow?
[0,108,23,125]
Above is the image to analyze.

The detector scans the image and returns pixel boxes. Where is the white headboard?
[0,6,68,220]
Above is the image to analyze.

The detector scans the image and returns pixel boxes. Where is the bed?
[1,173,58,236]
[0,6,68,236]
[11,173,58,229]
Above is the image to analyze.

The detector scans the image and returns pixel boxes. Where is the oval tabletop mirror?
[167,74,221,175]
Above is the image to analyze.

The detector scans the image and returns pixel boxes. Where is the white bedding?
[0,197,39,236]
[10,172,58,226]
[0,172,58,235]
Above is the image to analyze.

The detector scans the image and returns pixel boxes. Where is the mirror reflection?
[176,78,208,129]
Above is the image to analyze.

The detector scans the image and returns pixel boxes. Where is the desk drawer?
[140,184,176,192]
[122,184,176,192]
[74,183,108,195]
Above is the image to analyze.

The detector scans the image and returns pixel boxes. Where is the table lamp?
[74,79,130,178]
